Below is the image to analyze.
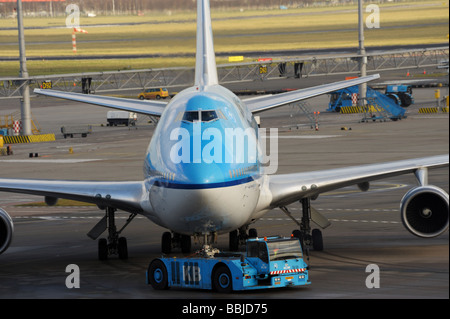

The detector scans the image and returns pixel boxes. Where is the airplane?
[0,0,448,260]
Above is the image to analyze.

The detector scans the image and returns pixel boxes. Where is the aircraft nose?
[177,162,228,186]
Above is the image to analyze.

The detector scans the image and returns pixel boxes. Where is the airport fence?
[0,46,448,99]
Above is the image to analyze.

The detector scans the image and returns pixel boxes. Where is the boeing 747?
[0,0,448,259]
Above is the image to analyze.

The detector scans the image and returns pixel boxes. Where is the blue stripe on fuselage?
[152,175,258,189]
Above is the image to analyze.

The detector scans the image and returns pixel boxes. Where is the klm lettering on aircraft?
[0,0,448,259]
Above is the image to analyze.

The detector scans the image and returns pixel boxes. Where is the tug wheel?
[213,266,233,293]
[148,259,169,290]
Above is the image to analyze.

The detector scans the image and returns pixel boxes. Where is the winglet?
[194,0,219,88]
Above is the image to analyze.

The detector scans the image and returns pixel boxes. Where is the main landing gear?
[161,232,192,254]
[161,229,259,255]
[280,197,330,251]
[229,226,258,251]
[159,198,329,255]
[227,198,329,252]
[87,207,137,260]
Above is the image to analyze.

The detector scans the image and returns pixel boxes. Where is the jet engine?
[400,186,449,238]
[0,208,14,254]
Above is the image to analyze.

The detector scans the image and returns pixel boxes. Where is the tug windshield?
[267,239,303,261]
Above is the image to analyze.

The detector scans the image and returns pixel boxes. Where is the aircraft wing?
[34,89,167,117]
[245,74,380,114]
[268,154,449,207]
[0,178,146,213]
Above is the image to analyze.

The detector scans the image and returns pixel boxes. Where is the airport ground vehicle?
[385,85,414,107]
[147,236,310,292]
[60,125,92,138]
[327,85,406,120]
[138,88,169,100]
[106,111,137,126]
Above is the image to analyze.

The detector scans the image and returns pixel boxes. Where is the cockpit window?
[182,111,199,122]
[201,110,218,122]
[181,110,221,123]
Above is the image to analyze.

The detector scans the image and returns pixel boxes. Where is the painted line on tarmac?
[262,135,341,139]
[13,215,145,221]
[16,215,398,224]
[0,159,102,164]
[261,217,399,224]
[288,207,398,212]
[268,207,400,224]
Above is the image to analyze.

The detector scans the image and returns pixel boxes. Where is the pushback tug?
[147,236,310,292]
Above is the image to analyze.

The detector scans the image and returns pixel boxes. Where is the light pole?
[358,0,367,108]
[17,0,32,136]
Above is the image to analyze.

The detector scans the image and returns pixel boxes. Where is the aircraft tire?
[181,235,191,254]
[162,232,172,254]
[229,230,239,251]
[98,238,108,260]
[312,229,323,251]
[118,237,128,260]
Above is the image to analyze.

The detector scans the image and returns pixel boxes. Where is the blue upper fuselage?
[144,85,261,188]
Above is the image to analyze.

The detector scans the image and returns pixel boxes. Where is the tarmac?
[0,77,448,301]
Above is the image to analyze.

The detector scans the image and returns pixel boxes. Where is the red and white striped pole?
[72,28,88,54]
[72,28,77,53]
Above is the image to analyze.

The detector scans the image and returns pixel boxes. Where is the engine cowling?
[0,208,14,255]
[400,186,449,238]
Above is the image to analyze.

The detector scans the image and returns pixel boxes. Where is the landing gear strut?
[87,207,137,260]
[281,198,325,251]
